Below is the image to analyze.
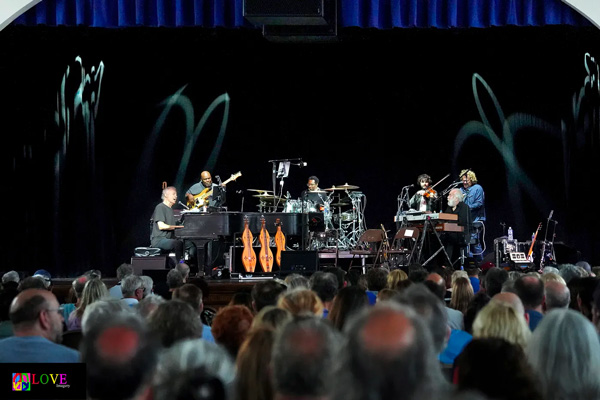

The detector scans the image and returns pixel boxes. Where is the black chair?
[349,229,385,270]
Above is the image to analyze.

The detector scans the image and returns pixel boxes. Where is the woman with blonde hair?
[472,301,531,350]
[386,269,408,290]
[67,278,108,330]
[277,288,324,316]
[450,277,474,315]
[236,328,276,400]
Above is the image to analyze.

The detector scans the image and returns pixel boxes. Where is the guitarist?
[185,171,226,209]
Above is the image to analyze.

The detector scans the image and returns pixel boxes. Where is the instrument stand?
[411,216,453,268]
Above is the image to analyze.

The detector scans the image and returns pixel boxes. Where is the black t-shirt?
[150,202,176,246]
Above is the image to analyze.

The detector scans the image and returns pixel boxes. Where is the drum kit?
[249,184,366,250]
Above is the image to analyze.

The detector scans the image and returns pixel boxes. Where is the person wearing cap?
[32,269,52,290]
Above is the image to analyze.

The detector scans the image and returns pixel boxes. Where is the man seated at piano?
[186,171,226,209]
[443,189,472,268]
[151,187,197,267]
[301,176,328,208]
[409,173,438,212]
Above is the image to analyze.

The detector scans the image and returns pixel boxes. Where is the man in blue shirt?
[0,289,80,363]
[460,169,486,261]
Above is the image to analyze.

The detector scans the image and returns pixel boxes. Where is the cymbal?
[253,194,286,202]
[308,190,328,194]
[330,202,350,206]
[247,189,273,193]
[324,183,359,191]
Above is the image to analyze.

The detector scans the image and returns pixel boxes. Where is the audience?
[283,273,309,289]
[251,280,286,313]
[483,267,508,297]
[544,280,570,311]
[172,283,215,342]
[148,300,203,348]
[136,294,165,319]
[450,277,474,315]
[309,271,339,317]
[472,300,531,350]
[327,286,368,331]
[120,275,145,307]
[236,328,275,400]
[277,288,324,316]
[514,275,545,330]
[386,268,409,290]
[109,263,133,299]
[251,305,292,332]
[527,309,600,400]
[0,289,80,362]
[67,278,108,330]
[211,305,253,358]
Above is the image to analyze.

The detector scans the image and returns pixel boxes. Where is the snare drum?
[340,211,355,221]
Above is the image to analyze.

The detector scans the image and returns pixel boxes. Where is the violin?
[259,216,274,272]
[241,216,256,272]
[274,218,286,267]
[422,188,437,198]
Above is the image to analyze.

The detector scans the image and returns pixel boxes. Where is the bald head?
[9,289,63,342]
[361,308,416,355]
[426,273,444,286]
[491,292,525,315]
[200,171,212,187]
[544,281,570,310]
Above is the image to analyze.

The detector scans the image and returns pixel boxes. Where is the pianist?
[151,186,197,267]
[443,189,472,268]
[186,171,226,209]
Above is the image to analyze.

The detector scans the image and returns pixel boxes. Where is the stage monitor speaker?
[280,251,319,276]
[131,256,169,275]
[244,0,327,26]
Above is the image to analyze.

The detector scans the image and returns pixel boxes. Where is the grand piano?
[175,211,325,240]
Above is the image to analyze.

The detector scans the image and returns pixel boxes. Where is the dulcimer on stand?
[275,218,286,267]
[259,215,274,272]
[241,216,257,272]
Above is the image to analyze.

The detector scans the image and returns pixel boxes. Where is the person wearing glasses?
[120,275,145,307]
[0,289,80,362]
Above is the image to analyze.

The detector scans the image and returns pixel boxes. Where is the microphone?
[178,201,190,210]
[235,190,243,194]
[548,210,554,220]
[215,175,222,185]
[402,184,415,188]
[291,161,307,167]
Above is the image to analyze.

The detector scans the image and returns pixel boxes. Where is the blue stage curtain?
[11,0,592,28]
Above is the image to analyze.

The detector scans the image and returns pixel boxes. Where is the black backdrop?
[1,25,599,276]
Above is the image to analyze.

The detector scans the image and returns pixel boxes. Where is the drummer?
[301,176,328,207]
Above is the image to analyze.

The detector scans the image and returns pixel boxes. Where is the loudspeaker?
[131,256,168,275]
[280,251,319,276]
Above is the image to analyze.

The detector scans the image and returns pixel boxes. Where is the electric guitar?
[527,222,542,262]
[187,171,241,209]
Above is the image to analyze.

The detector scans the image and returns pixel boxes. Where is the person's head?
[277,288,324,316]
[455,338,543,400]
[148,300,203,348]
[559,263,588,284]
[166,269,185,290]
[328,286,368,331]
[451,270,468,286]
[82,314,158,400]
[544,281,570,311]
[116,263,134,281]
[121,275,144,300]
[387,269,409,289]
[161,186,178,206]
[343,303,446,400]
[514,275,545,310]
[251,280,287,313]
[211,305,254,358]
[417,174,432,189]
[307,176,319,191]
[2,270,20,285]
[136,294,166,319]
[272,315,342,399]
[200,171,212,187]
[236,328,276,400]
[153,339,235,400]
[9,289,64,343]
[284,273,309,290]
[72,275,89,301]
[422,279,446,302]
[367,267,389,292]
[483,267,509,297]
[139,275,154,298]
[472,301,531,350]
[394,283,449,353]
[172,283,204,313]
[251,305,293,332]
[32,270,52,289]
[323,266,346,290]
[450,277,474,314]
[81,298,135,336]
[527,309,600,400]
[309,271,339,305]
[76,278,109,318]
[541,272,566,285]
[447,189,464,208]
[17,276,48,292]
[569,277,599,320]
[464,292,491,334]
[460,169,478,189]
[175,263,190,282]
[408,264,428,283]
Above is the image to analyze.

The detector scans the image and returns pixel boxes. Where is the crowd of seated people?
[1,262,600,400]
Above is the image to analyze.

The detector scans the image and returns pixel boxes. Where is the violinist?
[409,174,438,212]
